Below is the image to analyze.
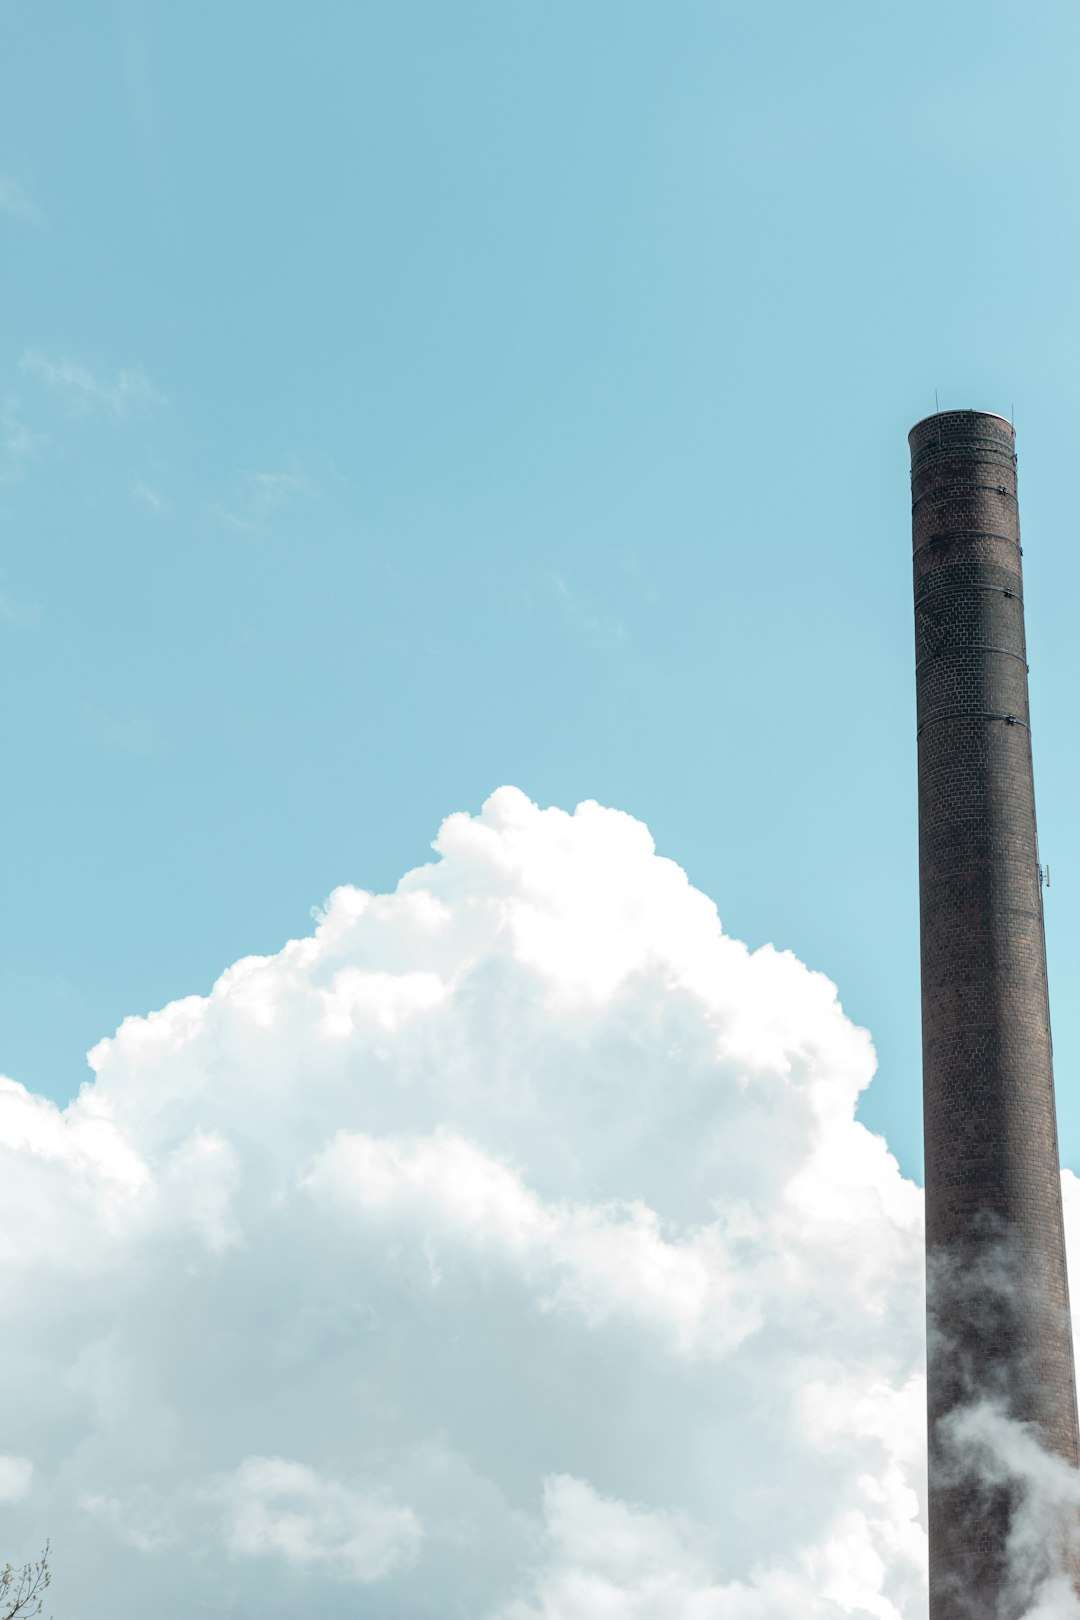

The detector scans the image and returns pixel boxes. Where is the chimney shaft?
[911,409,1080,1615]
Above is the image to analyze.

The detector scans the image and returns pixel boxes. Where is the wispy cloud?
[0,176,41,224]
[88,708,164,757]
[133,479,164,512]
[245,471,309,511]
[550,572,627,642]
[116,0,164,184]
[19,349,163,418]
[213,468,312,534]
[0,395,45,482]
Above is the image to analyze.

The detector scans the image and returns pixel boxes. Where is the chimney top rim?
[909,408,1014,437]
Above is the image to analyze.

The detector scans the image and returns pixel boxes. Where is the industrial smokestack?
[910,409,1080,1615]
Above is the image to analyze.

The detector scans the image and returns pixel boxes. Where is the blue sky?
[4,0,1080,1188]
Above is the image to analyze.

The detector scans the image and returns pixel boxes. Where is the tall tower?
[911,409,1080,1616]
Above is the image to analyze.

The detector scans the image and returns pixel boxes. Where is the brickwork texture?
[911,410,1080,1617]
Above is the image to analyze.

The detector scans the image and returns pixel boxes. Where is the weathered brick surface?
[911,410,1080,1617]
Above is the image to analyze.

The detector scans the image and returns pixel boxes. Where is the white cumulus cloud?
[216,1456,422,1582]
[0,786,951,1615]
[0,1457,33,1504]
